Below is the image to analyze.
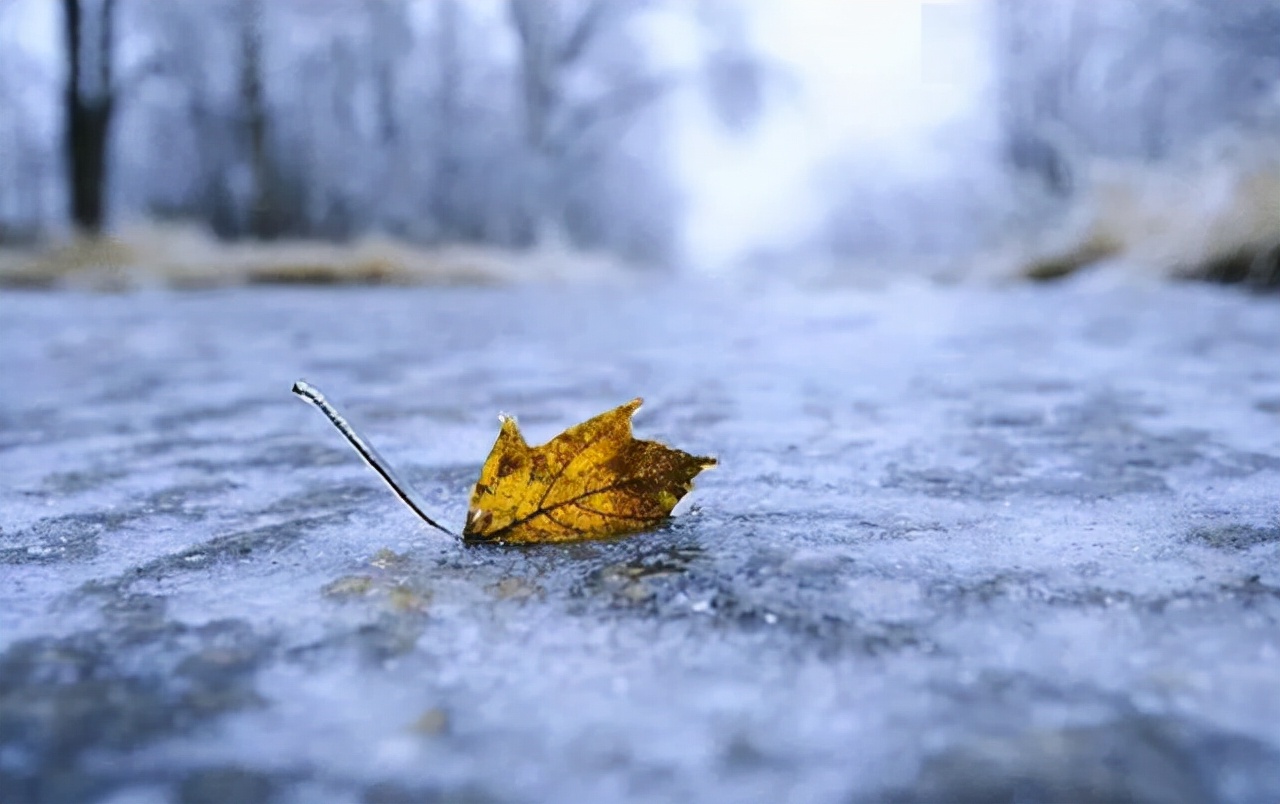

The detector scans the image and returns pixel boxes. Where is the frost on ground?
[1,281,1279,803]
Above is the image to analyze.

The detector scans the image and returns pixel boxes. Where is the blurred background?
[0,0,1278,287]
[4,8,1280,801]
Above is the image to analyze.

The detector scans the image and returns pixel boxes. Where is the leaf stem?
[292,380,455,536]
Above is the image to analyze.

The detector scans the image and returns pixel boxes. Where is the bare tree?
[4,0,778,264]
[506,0,674,246]
[0,3,54,238]
[695,0,779,133]
[236,0,280,238]
[991,0,1280,189]
[428,0,465,237]
[62,0,118,233]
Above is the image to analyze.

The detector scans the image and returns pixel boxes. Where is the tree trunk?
[507,0,565,246]
[239,0,275,239]
[65,99,112,233]
[430,0,463,237]
[61,0,116,234]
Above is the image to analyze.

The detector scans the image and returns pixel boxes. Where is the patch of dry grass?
[992,132,1280,286]
[0,223,637,291]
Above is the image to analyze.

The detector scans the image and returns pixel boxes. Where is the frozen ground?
[2,279,1279,803]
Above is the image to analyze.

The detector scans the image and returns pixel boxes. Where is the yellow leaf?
[463,399,716,544]
[293,381,715,544]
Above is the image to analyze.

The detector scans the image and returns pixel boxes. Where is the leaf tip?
[495,413,528,447]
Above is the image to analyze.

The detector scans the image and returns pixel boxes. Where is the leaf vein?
[494,477,653,536]
[569,500,662,524]
[532,425,618,512]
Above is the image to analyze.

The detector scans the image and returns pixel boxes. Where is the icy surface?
[2,281,1279,803]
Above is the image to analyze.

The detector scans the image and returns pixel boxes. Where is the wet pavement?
[2,280,1279,803]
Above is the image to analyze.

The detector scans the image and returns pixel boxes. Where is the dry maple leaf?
[293,382,715,544]
[463,398,716,543]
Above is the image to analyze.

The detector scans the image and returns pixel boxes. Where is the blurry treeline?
[987,0,1280,284]
[3,0,1279,282]
[994,0,1280,195]
[814,0,1280,284]
[0,0,765,264]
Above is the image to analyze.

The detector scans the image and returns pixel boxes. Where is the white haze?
[676,0,992,272]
